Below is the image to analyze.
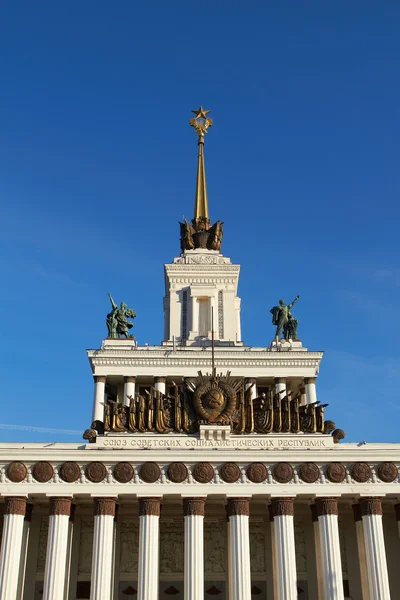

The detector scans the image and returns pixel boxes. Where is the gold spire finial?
[190,106,213,223]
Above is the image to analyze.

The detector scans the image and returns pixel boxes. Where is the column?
[245,378,257,400]
[270,498,297,600]
[359,497,391,599]
[315,497,344,600]
[299,386,306,406]
[274,377,286,397]
[304,377,317,405]
[310,505,324,600]
[17,504,33,600]
[43,497,72,600]
[352,504,370,600]
[183,497,205,600]
[267,504,277,600]
[154,377,166,395]
[0,497,27,600]
[226,497,251,600]
[138,497,161,600]
[190,294,199,338]
[123,376,136,407]
[394,503,400,537]
[90,498,117,600]
[92,376,106,422]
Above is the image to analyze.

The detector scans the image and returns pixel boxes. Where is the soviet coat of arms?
[185,371,243,424]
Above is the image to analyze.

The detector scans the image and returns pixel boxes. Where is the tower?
[163,107,242,346]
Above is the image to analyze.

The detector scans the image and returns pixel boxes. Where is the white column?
[305,377,317,405]
[274,377,286,397]
[300,386,307,406]
[138,497,161,600]
[245,378,257,400]
[359,498,391,600]
[43,497,72,600]
[315,497,344,600]
[92,376,106,422]
[227,497,251,600]
[267,505,278,600]
[90,498,117,600]
[310,505,324,600]
[183,497,205,600]
[352,504,370,600]
[154,377,166,395]
[270,498,297,600]
[395,503,400,538]
[190,294,199,338]
[17,504,33,600]
[0,497,27,600]
[123,376,136,407]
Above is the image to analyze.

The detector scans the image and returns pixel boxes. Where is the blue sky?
[1,1,399,443]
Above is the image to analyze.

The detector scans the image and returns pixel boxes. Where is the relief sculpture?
[204,522,226,574]
[78,519,94,574]
[36,518,49,572]
[294,518,307,575]
[250,522,265,573]
[160,522,184,574]
[120,522,138,573]
[87,370,343,442]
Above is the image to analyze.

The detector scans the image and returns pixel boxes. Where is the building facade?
[1,108,400,600]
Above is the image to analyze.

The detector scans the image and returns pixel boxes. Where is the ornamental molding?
[89,357,322,369]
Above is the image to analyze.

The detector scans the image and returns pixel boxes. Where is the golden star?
[191,106,211,120]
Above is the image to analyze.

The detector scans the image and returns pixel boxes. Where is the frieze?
[272,462,294,483]
[140,462,161,483]
[220,462,240,483]
[167,462,188,483]
[6,462,27,483]
[377,462,398,483]
[299,462,320,484]
[32,462,54,483]
[85,462,107,483]
[59,462,80,483]
[350,462,372,483]
[113,462,134,483]
[193,462,214,484]
[326,462,346,483]
[247,463,268,483]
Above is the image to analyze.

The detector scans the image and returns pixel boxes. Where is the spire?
[190,106,213,224]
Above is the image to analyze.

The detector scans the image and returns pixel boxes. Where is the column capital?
[183,497,206,516]
[274,377,286,384]
[94,375,106,384]
[93,497,117,517]
[315,497,339,516]
[4,496,27,516]
[304,377,317,384]
[394,503,400,521]
[226,497,250,517]
[245,377,257,384]
[124,376,136,383]
[352,503,362,522]
[49,497,72,516]
[270,497,295,517]
[139,497,162,517]
[154,376,166,384]
[359,497,383,517]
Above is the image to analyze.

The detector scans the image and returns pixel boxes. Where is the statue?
[106,293,136,339]
[270,296,300,340]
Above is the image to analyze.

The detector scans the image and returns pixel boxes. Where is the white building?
[0,108,399,600]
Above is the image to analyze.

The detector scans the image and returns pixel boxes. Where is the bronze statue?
[106,293,136,339]
[270,296,300,340]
